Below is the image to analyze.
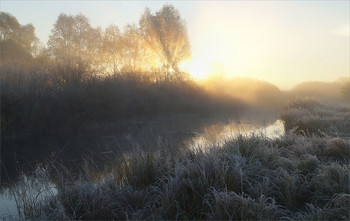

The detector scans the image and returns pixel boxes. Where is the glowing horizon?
[2,0,349,89]
[188,1,349,89]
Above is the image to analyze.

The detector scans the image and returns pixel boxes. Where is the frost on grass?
[281,97,350,137]
[6,101,350,220]
[8,132,349,220]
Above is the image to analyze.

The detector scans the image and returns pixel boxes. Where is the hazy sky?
[1,0,349,89]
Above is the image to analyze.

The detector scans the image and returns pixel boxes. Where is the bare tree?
[139,5,191,80]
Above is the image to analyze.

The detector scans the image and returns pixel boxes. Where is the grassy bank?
[281,98,350,137]
[6,102,350,220]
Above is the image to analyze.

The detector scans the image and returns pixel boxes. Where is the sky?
[1,0,349,89]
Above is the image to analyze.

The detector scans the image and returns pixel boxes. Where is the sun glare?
[179,59,211,79]
[179,58,229,80]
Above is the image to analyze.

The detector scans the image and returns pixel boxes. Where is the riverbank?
[2,100,349,220]
[281,98,350,137]
[2,128,349,220]
[1,108,278,187]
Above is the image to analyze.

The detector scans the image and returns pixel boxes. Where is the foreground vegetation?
[4,99,349,220]
[7,130,349,220]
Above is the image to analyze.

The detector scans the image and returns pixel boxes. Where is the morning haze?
[1,1,350,220]
[2,0,349,89]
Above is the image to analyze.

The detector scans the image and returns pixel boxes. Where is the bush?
[205,189,282,220]
[324,138,350,161]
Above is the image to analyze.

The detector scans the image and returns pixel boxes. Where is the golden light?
[179,58,228,80]
[179,58,211,79]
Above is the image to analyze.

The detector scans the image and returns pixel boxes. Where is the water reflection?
[0,189,18,219]
[186,119,284,149]
[0,169,57,219]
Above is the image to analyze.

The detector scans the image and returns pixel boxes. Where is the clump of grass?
[322,163,350,195]
[39,181,153,220]
[151,176,207,219]
[296,193,350,220]
[324,138,350,161]
[54,183,133,220]
[271,168,309,209]
[297,155,319,175]
[205,188,283,220]
[117,152,169,187]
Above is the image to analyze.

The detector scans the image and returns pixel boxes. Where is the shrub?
[205,188,282,220]
[296,194,350,220]
[297,155,319,175]
[324,138,350,161]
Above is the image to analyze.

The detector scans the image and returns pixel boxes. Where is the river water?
[186,119,284,150]
[0,169,57,219]
[0,189,18,219]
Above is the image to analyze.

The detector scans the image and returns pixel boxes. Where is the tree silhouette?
[120,24,143,72]
[47,13,100,69]
[0,12,20,41]
[0,12,38,65]
[139,5,191,80]
[101,25,122,73]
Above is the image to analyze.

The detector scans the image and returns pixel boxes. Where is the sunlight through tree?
[140,5,191,81]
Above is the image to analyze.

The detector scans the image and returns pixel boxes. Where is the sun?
[179,58,211,79]
[179,58,228,80]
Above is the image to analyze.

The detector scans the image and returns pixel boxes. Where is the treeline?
[0,6,245,141]
[1,5,190,79]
